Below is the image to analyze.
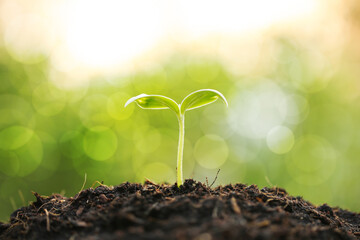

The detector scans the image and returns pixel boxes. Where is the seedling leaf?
[180,89,228,114]
[124,94,179,115]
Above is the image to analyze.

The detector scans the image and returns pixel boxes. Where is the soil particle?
[0,179,359,240]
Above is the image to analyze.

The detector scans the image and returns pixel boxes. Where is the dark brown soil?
[0,179,359,240]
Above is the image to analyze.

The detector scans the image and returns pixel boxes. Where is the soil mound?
[0,179,359,239]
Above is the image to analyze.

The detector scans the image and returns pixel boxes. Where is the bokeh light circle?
[83,127,118,161]
[229,81,289,139]
[0,127,43,177]
[0,126,34,150]
[194,134,229,169]
[286,135,337,185]
[266,126,294,154]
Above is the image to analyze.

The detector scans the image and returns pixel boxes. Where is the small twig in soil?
[7,216,28,232]
[65,173,87,208]
[37,202,52,213]
[44,209,50,232]
[265,175,273,187]
[230,197,241,214]
[144,178,157,185]
[209,169,221,188]
[79,173,87,194]
[91,180,105,189]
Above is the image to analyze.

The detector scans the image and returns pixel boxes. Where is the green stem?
[177,114,185,187]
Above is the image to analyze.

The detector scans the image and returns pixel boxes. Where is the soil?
[0,179,359,240]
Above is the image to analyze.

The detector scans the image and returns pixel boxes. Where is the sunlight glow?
[0,0,318,84]
[59,0,317,71]
[64,0,164,68]
[175,0,317,37]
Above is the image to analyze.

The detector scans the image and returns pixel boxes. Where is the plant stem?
[177,114,185,187]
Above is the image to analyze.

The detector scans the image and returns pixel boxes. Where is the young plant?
[125,89,228,187]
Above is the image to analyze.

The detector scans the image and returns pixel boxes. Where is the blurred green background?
[1,0,360,221]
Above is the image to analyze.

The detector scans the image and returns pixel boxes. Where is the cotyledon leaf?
[180,89,228,114]
[125,94,180,115]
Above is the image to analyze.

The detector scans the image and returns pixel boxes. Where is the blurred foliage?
[1,36,360,222]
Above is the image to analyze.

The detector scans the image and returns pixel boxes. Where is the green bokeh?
[1,35,360,223]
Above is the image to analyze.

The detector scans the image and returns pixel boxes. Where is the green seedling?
[125,89,228,187]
